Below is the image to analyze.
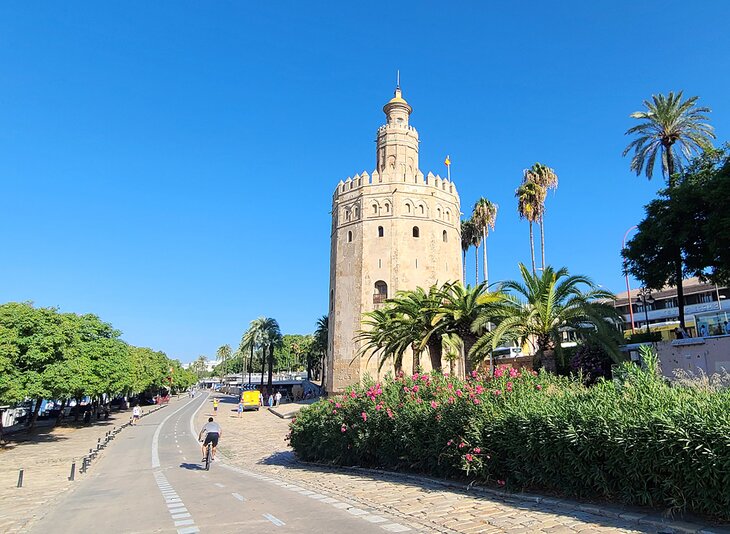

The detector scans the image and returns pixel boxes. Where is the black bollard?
[17,469,24,488]
[69,462,76,481]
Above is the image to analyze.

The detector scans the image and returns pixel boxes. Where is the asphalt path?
[29,393,401,533]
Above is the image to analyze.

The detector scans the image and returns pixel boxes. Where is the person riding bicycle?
[198,417,222,462]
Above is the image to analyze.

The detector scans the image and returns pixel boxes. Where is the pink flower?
[332,409,337,414]
[375,404,382,411]
[473,447,481,454]
[403,386,410,393]
[435,413,442,421]
[493,390,502,396]
[458,442,466,449]
[509,367,518,378]
[475,385,484,394]
[386,408,394,419]
[430,400,439,409]
[341,425,347,432]
[470,370,478,378]
[448,396,455,404]
[447,439,453,446]
[350,391,357,398]
[506,381,513,392]
[473,398,481,405]
[497,480,505,487]
[494,367,504,378]
[456,389,463,397]
[465,453,474,462]
[416,398,423,404]
[536,384,543,391]
[335,402,342,408]
[361,412,367,422]
[447,383,454,390]
[412,385,420,393]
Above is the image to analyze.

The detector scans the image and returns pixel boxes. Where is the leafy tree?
[216,344,232,379]
[515,180,545,275]
[471,199,498,286]
[473,264,621,372]
[358,307,412,374]
[524,163,558,270]
[623,91,715,328]
[312,315,328,386]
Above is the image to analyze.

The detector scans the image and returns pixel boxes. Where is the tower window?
[374,280,388,304]
[372,203,378,215]
[354,206,359,218]
[419,204,425,215]
[347,231,353,243]
[443,230,448,242]
[405,203,411,214]
[437,207,442,219]
[385,203,391,214]
[412,226,420,238]
[378,226,384,237]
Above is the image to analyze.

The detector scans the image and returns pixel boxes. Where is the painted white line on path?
[232,492,245,502]
[214,482,225,488]
[263,513,286,527]
[152,395,198,468]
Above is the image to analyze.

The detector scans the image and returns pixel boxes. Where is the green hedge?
[289,364,730,520]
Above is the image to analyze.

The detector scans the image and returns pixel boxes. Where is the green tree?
[515,180,545,276]
[471,198,498,286]
[473,264,621,372]
[460,219,476,284]
[623,91,715,328]
[358,307,412,374]
[524,163,558,270]
[312,315,328,386]
[216,344,232,381]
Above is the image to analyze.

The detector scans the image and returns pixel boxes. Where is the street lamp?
[622,225,638,333]
[635,288,655,334]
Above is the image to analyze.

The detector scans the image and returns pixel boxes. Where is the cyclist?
[198,417,222,462]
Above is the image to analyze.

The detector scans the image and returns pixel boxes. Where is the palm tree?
[472,264,621,372]
[623,91,715,329]
[261,318,282,391]
[244,317,268,389]
[460,219,476,284]
[524,163,558,270]
[471,198,498,286]
[194,355,208,379]
[358,308,411,374]
[433,281,503,374]
[313,315,328,387]
[516,180,545,276]
[216,344,231,381]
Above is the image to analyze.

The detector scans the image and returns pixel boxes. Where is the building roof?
[614,277,725,305]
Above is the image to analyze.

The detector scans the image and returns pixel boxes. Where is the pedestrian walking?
[132,405,141,425]
[237,400,243,417]
[259,391,264,406]
[213,398,219,414]
[275,391,282,406]
[268,394,274,407]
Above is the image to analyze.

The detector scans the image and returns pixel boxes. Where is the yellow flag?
[444,155,451,166]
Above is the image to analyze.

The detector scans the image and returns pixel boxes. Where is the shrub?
[289,365,730,520]
[570,342,613,384]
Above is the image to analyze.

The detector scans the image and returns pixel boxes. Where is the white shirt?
[133,407,141,416]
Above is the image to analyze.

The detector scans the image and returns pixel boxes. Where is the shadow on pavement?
[180,462,205,471]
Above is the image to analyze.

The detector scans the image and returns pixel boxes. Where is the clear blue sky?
[2,2,728,363]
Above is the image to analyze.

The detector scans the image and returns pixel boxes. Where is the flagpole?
[445,154,451,181]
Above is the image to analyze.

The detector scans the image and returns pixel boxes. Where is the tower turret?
[376,86,420,182]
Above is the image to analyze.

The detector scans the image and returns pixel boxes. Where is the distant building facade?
[326,86,463,393]
[614,278,730,337]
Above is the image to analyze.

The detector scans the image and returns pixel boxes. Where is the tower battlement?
[333,170,459,199]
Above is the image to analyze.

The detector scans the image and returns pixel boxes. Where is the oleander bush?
[289,363,730,520]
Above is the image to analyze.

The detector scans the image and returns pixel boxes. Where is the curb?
[294,460,728,534]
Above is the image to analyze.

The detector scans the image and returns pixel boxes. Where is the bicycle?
[203,441,212,471]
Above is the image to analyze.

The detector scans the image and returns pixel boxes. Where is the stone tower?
[326,85,463,393]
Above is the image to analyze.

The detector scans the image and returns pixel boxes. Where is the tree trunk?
[483,229,488,284]
[427,338,442,372]
[27,397,43,429]
[475,243,479,286]
[267,343,274,391]
[259,347,266,393]
[529,220,536,275]
[540,219,546,271]
[55,399,67,425]
[462,333,476,375]
[665,147,687,330]
[462,250,466,284]
[412,348,421,375]
[541,349,557,373]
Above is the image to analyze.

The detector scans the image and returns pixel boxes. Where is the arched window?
[412,226,420,238]
[354,206,359,218]
[374,280,388,304]
[405,203,411,214]
[437,207,442,219]
[445,210,451,221]
[419,204,425,215]
[347,231,353,243]
[345,210,351,222]
[372,203,378,215]
[443,230,448,242]
[385,203,391,213]
[378,226,384,237]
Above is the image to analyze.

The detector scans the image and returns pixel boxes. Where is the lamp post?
[635,288,655,334]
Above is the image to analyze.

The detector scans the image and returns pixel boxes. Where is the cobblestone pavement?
[0,402,168,533]
[200,394,714,534]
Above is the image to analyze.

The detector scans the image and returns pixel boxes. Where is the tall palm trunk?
[412,346,421,374]
[462,250,467,284]
[664,147,687,330]
[259,346,266,392]
[482,229,489,285]
[474,244,479,286]
[267,343,274,391]
[462,333,477,375]
[529,221,536,275]
[540,220,546,271]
